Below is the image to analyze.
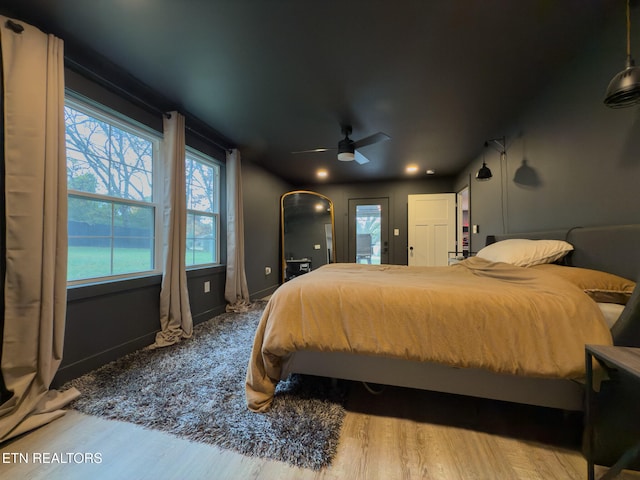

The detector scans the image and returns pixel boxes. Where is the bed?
[246,224,640,412]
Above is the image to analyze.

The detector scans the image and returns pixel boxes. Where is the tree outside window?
[185,151,219,267]
[65,102,158,282]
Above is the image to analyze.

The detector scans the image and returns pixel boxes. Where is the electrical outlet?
[203,281,210,293]
[265,266,272,275]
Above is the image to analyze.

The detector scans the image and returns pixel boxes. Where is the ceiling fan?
[292,125,390,164]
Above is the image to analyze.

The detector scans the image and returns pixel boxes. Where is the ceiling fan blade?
[353,132,390,149]
[354,150,370,165]
[291,147,335,154]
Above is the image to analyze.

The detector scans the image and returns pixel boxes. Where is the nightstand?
[585,345,640,480]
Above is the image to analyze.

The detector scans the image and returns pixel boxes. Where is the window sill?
[67,264,227,301]
[67,274,162,301]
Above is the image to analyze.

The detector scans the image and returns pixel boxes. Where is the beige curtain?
[224,149,251,312]
[0,17,79,442]
[152,111,193,348]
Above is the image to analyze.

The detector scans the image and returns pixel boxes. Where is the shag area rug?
[62,301,347,470]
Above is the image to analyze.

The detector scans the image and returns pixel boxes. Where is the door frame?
[457,185,469,256]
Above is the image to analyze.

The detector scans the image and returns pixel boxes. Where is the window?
[65,97,161,283]
[185,149,220,267]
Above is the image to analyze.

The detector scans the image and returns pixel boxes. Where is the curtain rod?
[64,56,233,154]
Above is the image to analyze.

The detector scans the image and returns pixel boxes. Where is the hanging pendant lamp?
[476,161,492,180]
[476,137,505,181]
[604,0,640,108]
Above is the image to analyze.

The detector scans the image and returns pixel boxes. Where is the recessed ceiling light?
[426,169,435,175]
[317,169,328,178]
[406,165,419,174]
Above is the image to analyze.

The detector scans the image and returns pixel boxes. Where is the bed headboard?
[487,224,640,347]
[487,224,640,281]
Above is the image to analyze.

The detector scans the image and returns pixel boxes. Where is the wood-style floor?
[1,383,639,480]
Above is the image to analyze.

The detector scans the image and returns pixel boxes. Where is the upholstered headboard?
[487,224,640,281]
[487,224,640,347]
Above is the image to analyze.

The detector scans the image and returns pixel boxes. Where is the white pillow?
[476,239,573,267]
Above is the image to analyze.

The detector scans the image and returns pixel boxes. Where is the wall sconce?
[476,136,506,181]
[604,0,640,108]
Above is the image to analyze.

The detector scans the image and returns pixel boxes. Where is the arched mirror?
[281,190,335,282]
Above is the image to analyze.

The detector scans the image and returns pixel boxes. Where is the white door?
[408,193,456,266]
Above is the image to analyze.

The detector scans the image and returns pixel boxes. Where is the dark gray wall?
[242,175,456,292]
[456,6,640,253]
[309,177,455,265]
[58,266,226,386]
[242,161,291,297]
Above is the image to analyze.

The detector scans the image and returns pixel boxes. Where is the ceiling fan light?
[337,151,355,161]
[604,59,640,108]
[337,136,355,161]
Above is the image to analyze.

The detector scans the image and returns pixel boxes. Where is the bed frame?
[280,224,640,411]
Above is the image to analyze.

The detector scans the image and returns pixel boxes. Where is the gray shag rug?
[62,301,347,470]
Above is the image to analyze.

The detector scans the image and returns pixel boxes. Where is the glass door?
[348,198,389,264]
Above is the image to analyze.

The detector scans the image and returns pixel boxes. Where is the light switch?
[472,225,479,234]
[393,228,400,236]
[314,244,321,250]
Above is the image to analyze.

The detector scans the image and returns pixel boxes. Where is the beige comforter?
[246,257,613,412]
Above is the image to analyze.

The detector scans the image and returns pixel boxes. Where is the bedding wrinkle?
[246,258,614,411]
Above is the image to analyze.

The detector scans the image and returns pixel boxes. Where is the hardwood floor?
[1,383,639,479]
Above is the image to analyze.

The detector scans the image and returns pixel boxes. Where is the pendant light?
[475,161,492,181]
[476,137,505,181]
[604,0,640,108]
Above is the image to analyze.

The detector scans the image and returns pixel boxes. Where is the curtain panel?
[0,17,79,443]
[153,111,193,348]
[224,149,251,312]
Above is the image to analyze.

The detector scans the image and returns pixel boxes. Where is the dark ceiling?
[1,1,618,185]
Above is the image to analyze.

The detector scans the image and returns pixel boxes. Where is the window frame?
[65,93,163,285]
[185,146,222,269]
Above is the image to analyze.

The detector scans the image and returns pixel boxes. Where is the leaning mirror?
[281,190,335,282]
